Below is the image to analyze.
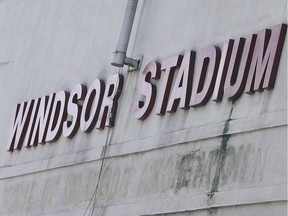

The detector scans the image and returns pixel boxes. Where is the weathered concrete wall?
[0,0,287,215]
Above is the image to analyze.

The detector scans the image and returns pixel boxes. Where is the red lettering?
[23,98,41,148]
[133,61,161,120]
[29,94,55,145]
[224,35,256,99]
[7,100,35,151]
[63,84,87,138]
[46,91,69,142]
[245,24,287,93]
[80,79,104,132]
[167,51,195,112]
[155,55,183,115]
[190,45,220,107]
[96,74,124,129]
[212,40,234,102]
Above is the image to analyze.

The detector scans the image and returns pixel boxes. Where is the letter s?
[133,61,161,120]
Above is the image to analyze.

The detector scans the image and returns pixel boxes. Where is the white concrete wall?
[0,0,287,215]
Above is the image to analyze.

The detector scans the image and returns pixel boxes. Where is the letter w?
[7,100,34,151]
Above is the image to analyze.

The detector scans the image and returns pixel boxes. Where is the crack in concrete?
[207,101,235,199]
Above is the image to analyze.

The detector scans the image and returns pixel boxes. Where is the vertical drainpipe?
[111,0,141,70]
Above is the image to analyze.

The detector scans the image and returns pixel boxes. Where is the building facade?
[0,0,287,215]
